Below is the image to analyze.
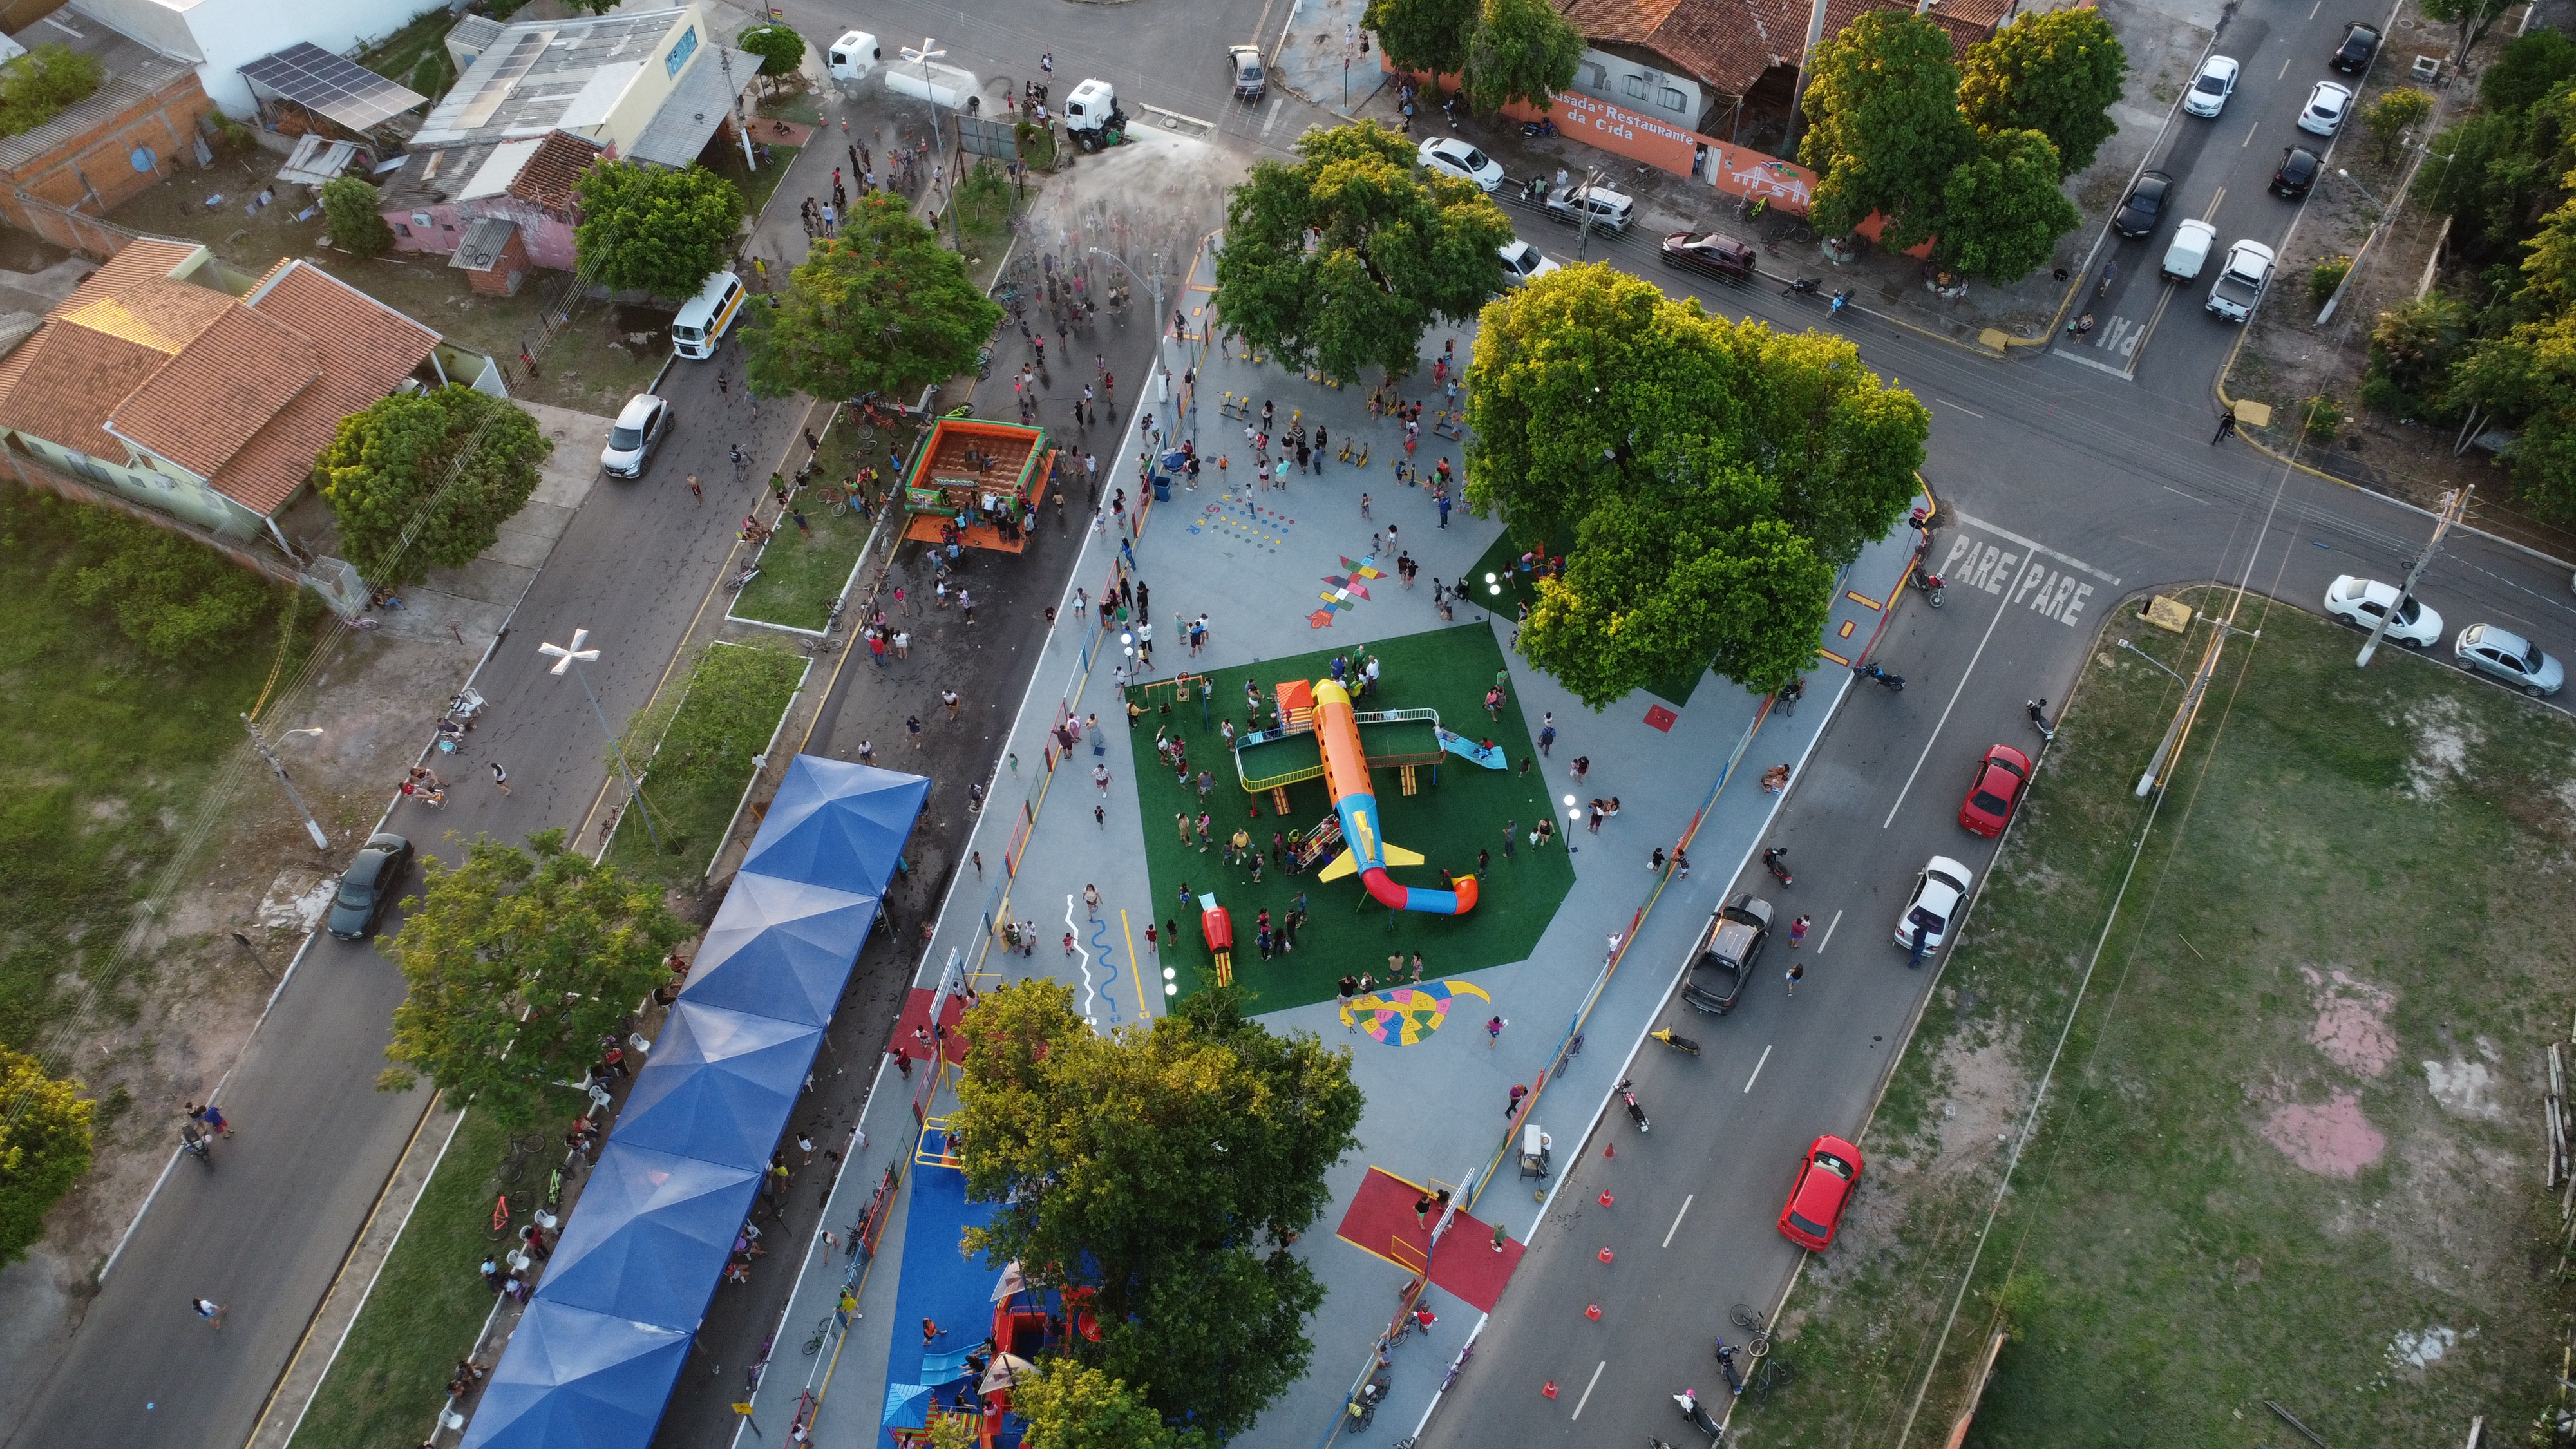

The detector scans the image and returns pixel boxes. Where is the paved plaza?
[734,245,1924,1449]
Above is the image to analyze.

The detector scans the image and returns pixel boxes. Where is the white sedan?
[2297,80,2353,136]
[2183,55,2239,117]
[1417,135,1505,191]
[1893,855,1974,956]
[2324,575,2443,648]
[1497,240,1561,285]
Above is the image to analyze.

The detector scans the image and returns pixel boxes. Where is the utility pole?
[2134,611,2260,798]
[902,40,964,251]
[540,629,665,852]
[1780,0,1833,160]
[243,715,330,850]
[721,46,753,170]
[1575,166,1604,261]
[2356,487,2470,667]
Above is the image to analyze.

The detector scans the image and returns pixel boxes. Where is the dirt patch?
[2421,1053,2506,1120]
[2302,965,2398,1077]
[2260,1090,2387,1177]
[2402,696,2481,800]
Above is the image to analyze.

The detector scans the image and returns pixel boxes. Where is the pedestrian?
[687,473,702,503]
[1506,1083,1526,1118]
[923,1318,947,1345]
[490,761,511,794]
[191,1296,227,1327]
[1652,846,1667,872]
[1093,763,1112,794]
[1063,931,1077,956]
[907,715,923,748]
[1486,1015,1504,1046]
[1337,974,1358,1027]
[2211,412,2238,444]
[1569,755,1590,786]
[1786,961,1804,996]
[1476,847,1490,877]
[1410,951,1425,983]
[1539,714,1556,756]
[1502,820,1517,860]
[1492,1220,1510,1253]
[1084,884,1101,918]
[1674,850,1691,879]
[1606,932,1623,964]
[481,1256,504,1293]
[1790,914,1812,947]
[943,688,961,720]
[1587,802,1604,833]
[1416,1192,1437,1227]
[1145,922,1159,955]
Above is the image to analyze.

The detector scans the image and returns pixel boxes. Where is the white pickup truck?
[2205,238,2275,323]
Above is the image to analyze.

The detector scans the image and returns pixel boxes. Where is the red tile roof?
[1560,0,2009,99]
[506,129,604,214]
[213,260,440,515]
[106,304,319,478]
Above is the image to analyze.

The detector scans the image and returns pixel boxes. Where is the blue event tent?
[462,756,929,1449]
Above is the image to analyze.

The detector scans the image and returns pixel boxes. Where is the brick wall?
[0,71,214,234]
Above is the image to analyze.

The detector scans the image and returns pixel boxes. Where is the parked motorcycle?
[180,1122,213,1169]
[1856,662,1906,692]
[1761,848,1792,887]
[1714,1336,1745,1397]
[1520,117,1558,138]
[1673,1387,1723,1441]
[1912,559,1945,608]
[1618,1077,1650,1132]
[1783,276,1822,297]
[1650,1025,1701,1056]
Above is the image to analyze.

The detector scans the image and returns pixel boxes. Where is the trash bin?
[1151,475,1170,502]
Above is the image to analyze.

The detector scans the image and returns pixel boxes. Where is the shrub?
[51,506,282,662]
[2361,294,2470,421]
[0,44,100,138]
[2362,86,2434,164]
[319,176,395,260]
[2300,393,2345,440]
[2309,254,2353,307]
[0,1047,93,1264]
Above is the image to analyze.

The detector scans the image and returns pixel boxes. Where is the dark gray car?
[2114,171,2172,239]
[328,833,413,940]
[1681,893,1772,1016]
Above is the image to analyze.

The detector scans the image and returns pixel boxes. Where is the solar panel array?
[240,42,426,133]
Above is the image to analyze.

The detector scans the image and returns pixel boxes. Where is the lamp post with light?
[538,629,663,852]
[244,717,330,850]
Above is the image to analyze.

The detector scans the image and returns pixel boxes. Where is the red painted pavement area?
[1333,1166,1525,1313]
[1643,704,1678,732]
[893,987,969,1064]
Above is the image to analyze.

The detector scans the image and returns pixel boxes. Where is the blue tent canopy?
[538,1142,762,1326]
[462,755,927,1449]
[462,1300,691,1449]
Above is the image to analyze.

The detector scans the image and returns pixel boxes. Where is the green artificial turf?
[1459,527,1709,708]
[1123,624,1575,1012]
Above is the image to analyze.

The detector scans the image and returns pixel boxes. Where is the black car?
[2272,146,2322,198]
[2113,170,2172,239]
[2332,21,2381,73]
[328,833,414,941]
[1681,893,1772,1016]
[1660,231,1758,284]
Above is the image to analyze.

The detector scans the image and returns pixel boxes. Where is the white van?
[672,270,744,360]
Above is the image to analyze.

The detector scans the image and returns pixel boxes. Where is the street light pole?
[539,629,664,852]
[2357,486,2469,667]
[243,715,330,850]
[902,40,965,251]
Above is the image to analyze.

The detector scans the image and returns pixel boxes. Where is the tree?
[573,160,744,301]
[2423,108,2546,246]
[315,386,551,589]
[951,983,1361,1439]
[53,504,281,661]
[1460,0,1584,116]
[1466,265,1929,705]
[737,193,1001,402]
[1934,128,2081,281]
[1012,1358,1210,1449]
[2362,294,2470,421]
[738,24,806,78]
[1363,0,1479,79]
[1958,8,2127,178]
[2425,0,2517,68]
[1215,120,1513,383]
[2454,312,2576,516]
[0,44,100,138]
[0,1048,92,1264]
[1797,13,1978,250]
[379,829,688,1128]
[2481,29,2576,114]
[2363,86,2434,164]
[318,175,394,260]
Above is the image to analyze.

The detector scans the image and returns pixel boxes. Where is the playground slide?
[1435,727,1508,769]
[1309,680,1477,916]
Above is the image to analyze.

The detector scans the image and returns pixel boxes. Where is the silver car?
[2456,623,2564,696]
[601,393,672,479]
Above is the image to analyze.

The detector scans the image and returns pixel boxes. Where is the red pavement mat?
[1332,1166,1524,1314]
[893,987,969,1064]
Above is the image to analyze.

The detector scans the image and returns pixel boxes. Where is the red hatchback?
[1956,744,2032,838]
[1777,1135,1864,1250]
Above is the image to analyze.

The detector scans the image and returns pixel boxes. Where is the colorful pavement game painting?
[1310,556,1385,629]
[1186,489,1295,552]
[1338,980,1492,1044]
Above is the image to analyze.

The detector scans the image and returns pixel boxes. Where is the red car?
[1777,1135,1864,1250]
[1956,744,2032,838]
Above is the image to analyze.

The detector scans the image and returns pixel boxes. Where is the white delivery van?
[827,32,880,81]
[671,270,745,360]
[2161,219,2216,283]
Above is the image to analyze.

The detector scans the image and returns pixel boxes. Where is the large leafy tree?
[2425,0,2517,68]
[1010,1361,1207,1449]
[1798,12,1978,251]
[1935,128,2081,281]
[0,1048,92,1263]
[951,983,1361,1439]
[315,386,551,589]
[1216,120,1513,383]
[738,24,806,78]
[1363,0,1479,78]
[379,829,689,1128]
[573,160,744,301]
[318,175,394,260]
[738,194,1001,402]
[2481,29,2576,114]
[1957,8,2126,178]
[1466,265,1928,705]
[2363,86,2434,163]
[1461,0,1584,115]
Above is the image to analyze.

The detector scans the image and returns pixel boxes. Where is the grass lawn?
[732,401,914,630]
[1123,624,1573,1011]
[708,143,799,237]
[605,643,808,885]
[1738,589,2576,1449]
[0,488,307,1056]
[287,1111,515,1449]
[1458,526,1708,708]
[355,8,458,104]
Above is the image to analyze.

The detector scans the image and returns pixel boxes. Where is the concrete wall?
[71,0,433,117]
[1569,46,1707,133]
[6,430,265,538]
[594,5,703,154]
[0,67,213,229]
[387,193,576,270]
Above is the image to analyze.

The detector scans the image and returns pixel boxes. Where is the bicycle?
[1750,1354,1794,1406]
[488,1192,514,1240]
[1729,1303,1774,1355]
[1442,1337,1477,1390]
[802,1311,836,1356]
[497,1129,548,1184]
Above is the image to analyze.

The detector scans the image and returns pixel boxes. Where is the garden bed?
[603,642,808,885]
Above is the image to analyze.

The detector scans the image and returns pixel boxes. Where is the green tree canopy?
[573,160,744,301]
[1010,1361,1209,1449]
[2363,86,2434,163]
[1958,8,2127,177]
[379,829,688,1128]
[319,175,395,260]
[951,983,1361,1439]
[2482,29,2576,114]
[2362,294,2471,421]
[739,24,806,78]
[0,1047,92,1263]
[1465,265,1929,705]
[738,193,1001,402]
[315,385,551,589]
[1363,0,1480,78]
[2426,0,2518,66]
[1215,120,1513,383]
[2454,310,2576,515]
[53,504,282,661]
[0,44,100,138]
[1461,0,1584,115]
[1798,12,1978,251]
[1935,128,2081,281]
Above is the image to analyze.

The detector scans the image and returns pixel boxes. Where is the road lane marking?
[2201,185,2228,220]
[2161,486,2210,506]
[2278,57,2293,79]
[1569,1359,1607,1419]
[1814,908,1842,956]
[2242,122,2259,148]
[1948,511,2123,587]
[1880,561,2023,828]
[1743,1044,1773,1094]
[1663,1194,1694,1247]
[1934,399,1984,418]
